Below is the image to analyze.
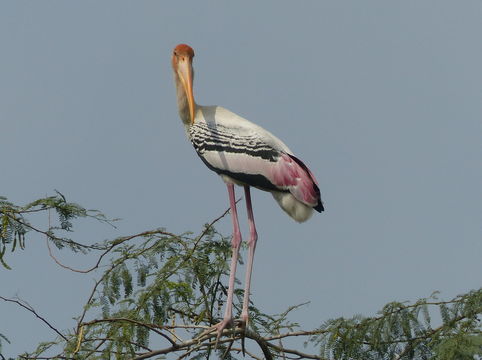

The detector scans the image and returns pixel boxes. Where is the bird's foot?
[213,317,235,348]
[216,318,249,358]
[204,316,249,354]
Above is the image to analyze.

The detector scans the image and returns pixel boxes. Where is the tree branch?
[0,296,67,341]
[81,317,177,346]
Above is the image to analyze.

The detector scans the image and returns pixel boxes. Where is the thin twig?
[46,229,181,273]
[82,317,177,346]
[0,296,67,341]
[82,336,152,352]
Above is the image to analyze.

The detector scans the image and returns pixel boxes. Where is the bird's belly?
[193,140,284,192]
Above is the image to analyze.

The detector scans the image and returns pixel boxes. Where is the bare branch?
[0,296,67,341]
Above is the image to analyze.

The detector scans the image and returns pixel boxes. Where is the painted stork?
[172,44,323,338]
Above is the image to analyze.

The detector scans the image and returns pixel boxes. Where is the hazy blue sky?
[1,1,481,358]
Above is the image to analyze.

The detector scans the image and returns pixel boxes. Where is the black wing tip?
[314,201,324,213]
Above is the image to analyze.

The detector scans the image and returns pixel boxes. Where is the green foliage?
[1,195,481,359]
[0,196,26,270]
[310,290,482,360]
[47,222,238,359]
[433,333,482,359]
[24,222,479,360]
[0,191,114,269]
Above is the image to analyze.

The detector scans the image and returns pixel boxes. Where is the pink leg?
[215,183,242,339]
[241,186,258,328]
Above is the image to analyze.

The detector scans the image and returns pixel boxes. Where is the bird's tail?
[271,191,315,223]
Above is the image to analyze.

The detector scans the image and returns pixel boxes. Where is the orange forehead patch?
[174,44,195,57]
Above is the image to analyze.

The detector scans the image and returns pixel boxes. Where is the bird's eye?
[174,51,178,56]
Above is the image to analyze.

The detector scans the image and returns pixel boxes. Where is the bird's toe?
[214,317,234,345]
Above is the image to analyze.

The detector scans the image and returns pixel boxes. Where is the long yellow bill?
[177,59,195,124]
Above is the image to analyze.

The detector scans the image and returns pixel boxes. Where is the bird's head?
[172,44,195,125]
